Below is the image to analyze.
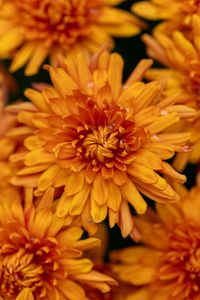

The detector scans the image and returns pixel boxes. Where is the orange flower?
[132,0,199,35]
[111,185,200,300]
[0,187,116,300]
[142,15,200,169]
[86,246,136,300]
[0,0,144,76]
[9,50,195,238]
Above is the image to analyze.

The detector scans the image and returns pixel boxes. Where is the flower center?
[0,250,42,298]
[48,98,147,175]
[186,249,200,274]
[182,67,200,104]
[82,125,126,163]
[158,223,200,298]
[13,0,102,46]
[0,232,61,299]
[64,102,146,172]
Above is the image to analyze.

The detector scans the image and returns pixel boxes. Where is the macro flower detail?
[111,186,200,300]
[132,0,200,35]
[142,15,200,169]
[0,188,116,300]
[9,50,194,238]
[0,0,144,76]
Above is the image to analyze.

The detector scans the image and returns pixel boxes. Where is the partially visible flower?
[142,15,200,169]
[132,0,200,35]
[85,223,135,300]
[0,187,116,300]
[111,185,200,300]
[9,50,195,238]
[86,223,109,264]
[0,70,20,201]
[0,0,144,76]
[0,63,17,101]
[0,99,17,161]
[0,161,21,203]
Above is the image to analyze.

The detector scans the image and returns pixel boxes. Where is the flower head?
[132,0,200,35]
[142,15,200,169]
[9,50,194,238]
[111,185,200,300]
[0,0,144,76]
[0,187,116,300]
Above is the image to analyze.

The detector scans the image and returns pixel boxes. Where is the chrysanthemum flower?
[132,0,199,35]
[142,15,200,169]
[0,187,116,300]
[9,50,195,238]
[111,185,200,300]
[0,0,144,76]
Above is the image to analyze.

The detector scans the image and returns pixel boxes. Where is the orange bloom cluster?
[140,15,200,169]
[2,1,200,299]
[111,186,200,300]
[7,50,195,238]
[0,0,144,75]
[0,187,116,300]
[132,0,200,35]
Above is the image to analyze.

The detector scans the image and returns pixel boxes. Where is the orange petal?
[121,179,147,214]
[16,288,34,300]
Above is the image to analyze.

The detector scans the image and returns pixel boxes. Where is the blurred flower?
[0,63,17,102]
[142,15,200,169]
[86,223,109,264]
[0,187,116,299]
[0,96,16,160]
[86,281,135,300]
[9,49,194,238]
[85,223,135,300]
[0,0,144,76]
[111,185,200,300]
[132,0,200,35]
[0,69,21,202]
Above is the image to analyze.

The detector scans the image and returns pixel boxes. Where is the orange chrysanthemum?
[0,187,116,300]
[111,185,200,300]
[142,15,200,169]
[9,50,195,238]
[0,0,144,76]
[132,0,200,35]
